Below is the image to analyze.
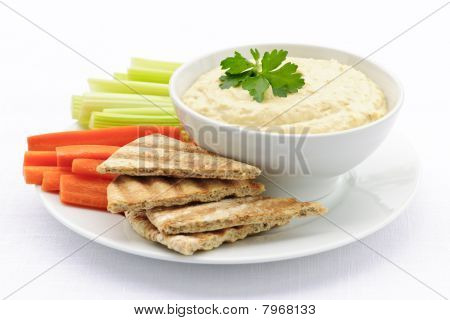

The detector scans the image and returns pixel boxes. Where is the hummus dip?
[182,57,388,134]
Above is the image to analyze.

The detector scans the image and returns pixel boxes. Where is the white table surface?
[1,0,449,299]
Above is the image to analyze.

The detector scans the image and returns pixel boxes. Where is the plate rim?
[37,132,421,264]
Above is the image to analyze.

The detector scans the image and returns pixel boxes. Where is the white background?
[0,0,449,299]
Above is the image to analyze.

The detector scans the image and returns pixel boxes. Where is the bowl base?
[259,173,344,202]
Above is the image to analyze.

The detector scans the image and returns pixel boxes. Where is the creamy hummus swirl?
[182,57,387,134]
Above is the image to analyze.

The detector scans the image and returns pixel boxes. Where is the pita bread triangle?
[107,175,265,213]
[97,134,261,180]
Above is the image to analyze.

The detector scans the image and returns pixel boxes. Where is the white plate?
[38,130,420,264]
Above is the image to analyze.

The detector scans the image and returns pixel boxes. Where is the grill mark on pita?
[191,179,209,193]
[118,176,140,204]
[221,180,236,188]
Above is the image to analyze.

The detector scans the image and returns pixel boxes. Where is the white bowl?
[169,44,403,200]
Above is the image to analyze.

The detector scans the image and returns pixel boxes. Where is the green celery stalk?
[91,120,180,128]
[113,72,128,80]
[102,107,176,116]
[81,92,171,102]
[89,111,180,129]
[130,58,181,71]
[127,67,172,83]
[91,112,178,124]
[75,92,174,127]
[71,95,82,119]
[88,78,169,96]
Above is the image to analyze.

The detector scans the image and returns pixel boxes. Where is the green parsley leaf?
[219,71,251,89]
[261,49,288,74]
[250,48,260,62]
[242,75,270,102]
[265,62,305,97]
[220,51,254,75]
[219,48,305,102]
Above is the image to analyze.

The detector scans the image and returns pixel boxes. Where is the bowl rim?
[169,43,404,138]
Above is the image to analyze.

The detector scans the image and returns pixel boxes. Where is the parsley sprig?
[219,49,305,102]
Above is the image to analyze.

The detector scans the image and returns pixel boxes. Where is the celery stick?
[92,112,178,124]
[92,120,180,128]
[113,72,128,80]
[88,78,169,96]
[92,122,176,129]
[82,92,171,102]
[130,58,181,71]
[127,67,172,83]
[89,111,180,129]
[103,107,176,116]
[79,105,173,127]
[81,99,173,109]
[71,95,82,119]
[79,103,175,127]
[76,92,174,127]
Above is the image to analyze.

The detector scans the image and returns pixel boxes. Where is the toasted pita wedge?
[107,175,265,213]
[146,196,326,235]
[96,134,261,180]
[125,211,291,255]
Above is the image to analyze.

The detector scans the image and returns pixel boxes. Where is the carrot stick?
[59,174,109,209]
[23,151,57,166]
[41,171,67,192]
[60,174,110,195]
[60,190,108,210]
[56,145,119,167]
[72,159,117,180]
[23,166,71,185]
[27,126,182,151]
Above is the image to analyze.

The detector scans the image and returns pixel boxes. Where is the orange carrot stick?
[71,159,117,180]
[41,171,67,192]
[23,151,57,166]
[60,174,110,195]
[23,166,71,185]
[59,174,109,210]
[60,190,108,210]
[56,145,119,167]
[27,126,182,151]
